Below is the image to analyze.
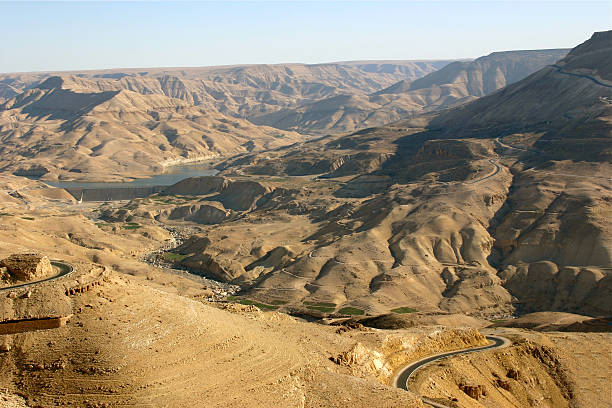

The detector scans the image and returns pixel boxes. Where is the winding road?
[0,260,74,292]
[466,159,502,184]
[394,335,511,407]
[551,64,612,88]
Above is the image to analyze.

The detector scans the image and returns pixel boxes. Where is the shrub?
[163,252,189,262]
[338,307,365,316]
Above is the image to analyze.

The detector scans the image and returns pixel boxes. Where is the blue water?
[45,164,219,189]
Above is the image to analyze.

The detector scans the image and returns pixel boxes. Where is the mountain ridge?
[0,77,302,181]
[251,48,569,134]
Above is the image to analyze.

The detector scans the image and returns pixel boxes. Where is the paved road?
[394,335,511,407]
[0,260,74,292]
[551,64,612,88]
[467,159,502,184]
[494,137,535,153]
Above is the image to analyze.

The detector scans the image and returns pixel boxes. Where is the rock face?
[428,31,612,161]
[0,315,71,335]
[459,383,486,399]
[0,254,53,282]
[0,267,9,283]
[167,203,231,225]
[161,176,227,196]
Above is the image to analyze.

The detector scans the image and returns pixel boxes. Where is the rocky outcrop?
[0,254,53,282]
[0,267,9,284]
[167,203,231,225]
[160,176,271,212]
[0,315,72,335]
[210,180,271,211]
[180,253,246,282]
[161,176,227,196]
[330,328,488,385]
[459,383,486,399]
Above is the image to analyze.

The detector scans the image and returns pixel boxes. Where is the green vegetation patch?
[226,296,279,311]
[270,299,288,305]
[304,301,337,313]
[163,252,189,262]
[21,217,35,221]
[123,222,141,230]
[304,301,336,308]
[338,307,365,316]
[306,305,335,313]
[391,307,418,314]
[0,212,13,217]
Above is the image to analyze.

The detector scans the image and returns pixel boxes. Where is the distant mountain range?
[0,60,453,113]
[0,51,569,139]
[0,76,302,182]
[427,32,611,161]
[0,60,455,181]
[250,49,569,134]
[0,47,580,181]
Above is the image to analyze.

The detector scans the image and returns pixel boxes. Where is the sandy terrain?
[0,30,610,408]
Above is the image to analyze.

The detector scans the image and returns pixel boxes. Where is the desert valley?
[0,11,610,408]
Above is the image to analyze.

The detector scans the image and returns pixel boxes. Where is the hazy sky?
[1,1,610,73]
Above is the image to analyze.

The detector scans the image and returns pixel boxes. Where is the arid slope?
[0,60,452,118]
[0,77,301,181]
[251,49,569,134]
[136,32,612,318]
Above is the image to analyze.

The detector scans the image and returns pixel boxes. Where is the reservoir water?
[46,163,219,189]
[44,163,219,201]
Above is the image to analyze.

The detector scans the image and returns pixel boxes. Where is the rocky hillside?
[0,60,452,117]
[130,32,611,318]
[0,60,456,181]
[378,48,569,97]
[0,77,301,181]
[1,166,609,408]
[251,49,568,134]
[427,31,611,161]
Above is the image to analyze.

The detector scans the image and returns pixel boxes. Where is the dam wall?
[65,186,167,202]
